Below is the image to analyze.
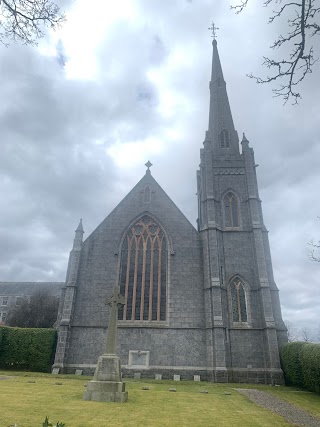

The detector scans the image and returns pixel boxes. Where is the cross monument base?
[83,354,128,402]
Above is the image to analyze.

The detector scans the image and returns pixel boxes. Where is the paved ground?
[236,389,320,427]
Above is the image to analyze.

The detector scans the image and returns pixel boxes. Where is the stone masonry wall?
[64,172,206,371]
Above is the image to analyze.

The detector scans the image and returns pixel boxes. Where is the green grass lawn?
[0,371,319,427]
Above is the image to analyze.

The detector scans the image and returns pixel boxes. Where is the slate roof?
[0,282,64,297]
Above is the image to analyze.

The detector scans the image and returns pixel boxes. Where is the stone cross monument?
[83,286,128,402]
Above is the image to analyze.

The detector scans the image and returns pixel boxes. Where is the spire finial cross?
[208,22,219,40]
[145,160,153,171]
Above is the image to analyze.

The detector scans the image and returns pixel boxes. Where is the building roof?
[0,282,64,297]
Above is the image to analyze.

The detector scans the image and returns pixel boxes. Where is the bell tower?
[197,32,287,383]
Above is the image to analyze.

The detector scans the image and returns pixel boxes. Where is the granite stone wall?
[62,171,206,371]
[54,142,286,384]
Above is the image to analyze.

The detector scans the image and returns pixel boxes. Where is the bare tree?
[284,320,299,342]
[6,289,59,328]
[308,216,320,262]
[0,0,65,46]
[308,239,320,261]
[231,0,320,103]
[300,326,315,342]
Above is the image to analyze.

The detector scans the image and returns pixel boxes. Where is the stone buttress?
[53,219,84,371]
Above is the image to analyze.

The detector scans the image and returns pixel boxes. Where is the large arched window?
[118,215,167,321]
[224,192,240,228]
[220,129,230,148]
[231,278,247,323]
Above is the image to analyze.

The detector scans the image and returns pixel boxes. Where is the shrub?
[43,416,65,426]
[0,326,57,372]
[280,341,320,393]
[280,341,305,387]
[300,343,320,393]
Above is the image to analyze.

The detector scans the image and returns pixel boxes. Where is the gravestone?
[83,286,128,403]
[173,375,180,381]
[194,375,201,382]
[155,374,162,380]
[75,369,83,376]
[52,368,60,375]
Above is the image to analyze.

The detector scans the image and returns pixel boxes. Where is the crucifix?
[104,285,125,355]
[208,22,219,40]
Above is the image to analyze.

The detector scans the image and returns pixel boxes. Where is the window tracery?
[231,278,247,323]
[224,192,240,228]
[118,215,167,321]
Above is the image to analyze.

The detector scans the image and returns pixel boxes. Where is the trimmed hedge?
[280,341,305,387]
[0,326,57,372]
[301,343,320,393]
[280,341,320,393]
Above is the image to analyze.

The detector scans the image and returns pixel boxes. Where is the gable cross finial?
[145,160,153,171]
[208,22,219,40]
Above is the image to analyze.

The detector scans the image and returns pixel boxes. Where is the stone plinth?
[83,355,128,402]
[83,379,128,402]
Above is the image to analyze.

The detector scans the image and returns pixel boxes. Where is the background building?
[0,282,63,324]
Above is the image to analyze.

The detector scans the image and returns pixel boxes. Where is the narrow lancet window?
[224,192,240,228]
[144,186,151,203]
[118,215,167,321]
[220,129,230,148]
[231,278,247,322]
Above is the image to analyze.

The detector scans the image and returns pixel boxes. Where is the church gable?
[84,169,198,251]
[71,169,204,330]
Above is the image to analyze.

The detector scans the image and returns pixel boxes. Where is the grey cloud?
[0,1,319,336]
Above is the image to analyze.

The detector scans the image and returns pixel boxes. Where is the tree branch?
[0,0,65,45]
[231,0,320,103]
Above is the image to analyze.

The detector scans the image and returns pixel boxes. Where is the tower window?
[220,129,230,148]
[118,215,167,321]
[224,192,240,228]
[231,278,247,322]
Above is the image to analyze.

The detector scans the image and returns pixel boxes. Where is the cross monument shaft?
[105,285,125,355]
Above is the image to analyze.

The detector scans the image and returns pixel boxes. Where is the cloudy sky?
[0,0,319,338]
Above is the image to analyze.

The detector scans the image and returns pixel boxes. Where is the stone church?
[53,40,287,383]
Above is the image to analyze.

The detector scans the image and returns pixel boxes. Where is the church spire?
[73,219,84,249]
[207,39,239,156]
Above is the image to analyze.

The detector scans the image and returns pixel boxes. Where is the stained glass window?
[220,129,230,148]
[224,192,240,228]
[118,215,167,321]
[231,279,248,323]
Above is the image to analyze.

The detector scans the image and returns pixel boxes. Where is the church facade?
[53,40,287,384]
